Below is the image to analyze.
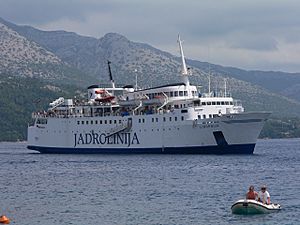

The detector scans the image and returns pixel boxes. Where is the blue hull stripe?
[27,144,255,154]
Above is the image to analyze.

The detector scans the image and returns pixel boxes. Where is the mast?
[177,35,190,86]
[107,60,115,89]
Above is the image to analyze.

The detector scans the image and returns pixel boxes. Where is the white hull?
[231,199,281,214]
[27,112,269,154]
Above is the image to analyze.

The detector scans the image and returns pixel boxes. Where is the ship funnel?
[177,35,190,86]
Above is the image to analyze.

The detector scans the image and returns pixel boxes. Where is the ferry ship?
[27,36,270,154]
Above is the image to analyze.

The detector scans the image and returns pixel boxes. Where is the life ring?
[0,215,10,224]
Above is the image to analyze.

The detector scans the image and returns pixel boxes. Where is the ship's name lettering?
[74,130,140,147]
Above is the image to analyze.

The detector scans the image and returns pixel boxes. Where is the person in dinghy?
[258,185,271,205]
[246,185,258,200]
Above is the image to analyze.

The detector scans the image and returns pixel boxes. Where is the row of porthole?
[140,116,185,123]
[77,119,123,125]
[76,116,186,125]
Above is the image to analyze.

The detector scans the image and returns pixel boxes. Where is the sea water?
[0,139,299,225]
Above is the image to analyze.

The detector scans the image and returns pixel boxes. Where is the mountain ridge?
[1,18,300,118]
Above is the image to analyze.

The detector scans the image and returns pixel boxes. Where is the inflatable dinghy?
[231,199,281,214]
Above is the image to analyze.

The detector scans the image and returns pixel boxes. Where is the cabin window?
[212,102,216,105]
[202,102,206,105]
[179,91,184,96]
[139,119,141,123]
[181,116,184,121]
[194,100,200,106]
[203,115,206,119]
[109,120,112,124]
[209,114,212,118]
[225,102,229,105]
[181,109,188,113]
[95,120,98,124]
[163,117,166,122]
[81,121,84,125]
[91,120,93,124]
[221,101,225,105]
[152,118,154,122]
[207,102,211,105]
[100,120,102,124]
[86,121,89,124]
[174,91,178,97]
[156,118,159,122]
[170,92,174,97]
[230,102,233,105]
[105,120,107,124]
[174,105,179,109]
[184,91,188,96]
[142,118,145,123]
[119,120,122,124]
[169,117,172,121]
[217,102,221,105]
[114,120,117,124]
[175,117,177,121]
[77,121,80,125]
[198,115,201,119]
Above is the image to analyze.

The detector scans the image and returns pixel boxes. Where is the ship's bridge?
[124,83,198,101]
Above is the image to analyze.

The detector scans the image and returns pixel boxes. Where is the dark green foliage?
[260,117,300,139]
[0,75,84,141]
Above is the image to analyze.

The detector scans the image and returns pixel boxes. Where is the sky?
[1,0,300,72]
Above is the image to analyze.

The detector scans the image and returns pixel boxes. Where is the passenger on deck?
[246,185,258,200]
[258,185,271,204]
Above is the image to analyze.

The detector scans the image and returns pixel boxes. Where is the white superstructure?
[27,37,270,154]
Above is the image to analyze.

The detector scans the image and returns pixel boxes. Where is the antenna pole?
[208,64,211,96]
[135,69,138,90]
[224,78,227,97]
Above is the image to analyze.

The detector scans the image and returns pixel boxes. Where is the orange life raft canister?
[0,215,10,224]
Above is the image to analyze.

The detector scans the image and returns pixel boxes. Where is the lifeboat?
[0,215,10,224]
[95,95,115,103]
[231,199,281,214]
